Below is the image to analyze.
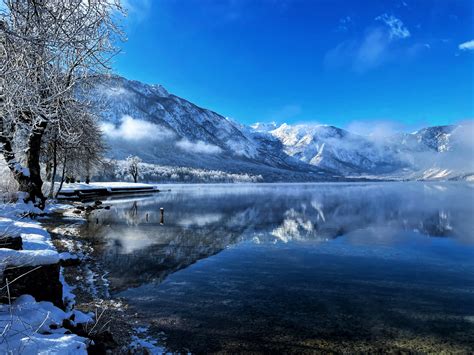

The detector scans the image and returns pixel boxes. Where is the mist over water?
[84,182,474,352]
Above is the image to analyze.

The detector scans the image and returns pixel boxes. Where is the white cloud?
[103,86,128,97]
[101,115,174,141]
[176,139,222,155]
[355,28,391,71]
[375,14,410,39]
[338,16,353,32]
[459,40,474,51]
[325,13,420,73]
[347,120,405,139]
[325,28,390,73]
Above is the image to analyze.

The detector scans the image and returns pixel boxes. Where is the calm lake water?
[85,182,474,353]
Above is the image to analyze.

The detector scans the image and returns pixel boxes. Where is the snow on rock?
[0,295,91,354]
[130,326,166,354]
[0,203,59,274]
[0,249,59,274]
[130,336,166,355]
[59,252,80,261]
[0,202,92,353]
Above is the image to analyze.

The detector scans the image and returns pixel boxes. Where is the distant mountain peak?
[251,121,278,132]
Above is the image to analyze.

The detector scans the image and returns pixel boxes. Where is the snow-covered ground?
[0,295,92,354]
[0,203,59,274]
[0,202,92,354]
[110,160,264,184]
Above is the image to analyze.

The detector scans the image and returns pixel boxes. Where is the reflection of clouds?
[178,213,223,227]
[84,182,474,294]
[92,182,474,253]
[109,228,158,254]
[311,199,326,222]
[438,210,453,231]
[430,184,448,192]
[227,207,259,228]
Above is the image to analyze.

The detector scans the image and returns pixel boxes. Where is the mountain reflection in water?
[83,182,474,352]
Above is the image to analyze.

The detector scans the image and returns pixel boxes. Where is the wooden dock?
[56,183,159,199]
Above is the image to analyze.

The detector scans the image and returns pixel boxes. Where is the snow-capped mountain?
[87,75,473,182]
[266,122,473,179]
[269,123,407,175]
[250,122,278,132]
[413,125,456,152]
[86,75,335,182]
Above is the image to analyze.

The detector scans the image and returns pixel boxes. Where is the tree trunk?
[22,118,48,209]
[1,116,45,208]
[55,155,67,199]
[48,139,57,198]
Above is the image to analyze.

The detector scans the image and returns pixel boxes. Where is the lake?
[83,182,474,353]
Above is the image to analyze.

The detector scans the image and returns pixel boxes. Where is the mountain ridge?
[87,75,473,182]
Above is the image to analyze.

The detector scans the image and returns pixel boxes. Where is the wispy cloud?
[355,28,391,71]
[346,120,407,139]
[375,14,410,39]
[396,1,408,8]
[459,40,474,51]
[338,16,354,32]
[176,139,222,154]
[101,115,174,141]
[325,13,421,73]
[325,28,391,73]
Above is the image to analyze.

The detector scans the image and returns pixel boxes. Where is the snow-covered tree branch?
[126,155,141,183]
[0,0,123,208]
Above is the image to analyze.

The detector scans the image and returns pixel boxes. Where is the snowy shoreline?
[0,202,93,354]
[0,199,163,353]
[1,185,170,353]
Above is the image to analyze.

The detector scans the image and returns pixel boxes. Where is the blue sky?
[115,0,474,132]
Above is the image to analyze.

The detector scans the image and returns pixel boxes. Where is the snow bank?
[0,295,92,354]
[0,202,92,353]
[0,249,59,273]
[0,204,59,274]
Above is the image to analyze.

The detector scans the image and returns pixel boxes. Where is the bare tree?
[43,109,106,197]
[0,0,123,208]
[126,155,141,183]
